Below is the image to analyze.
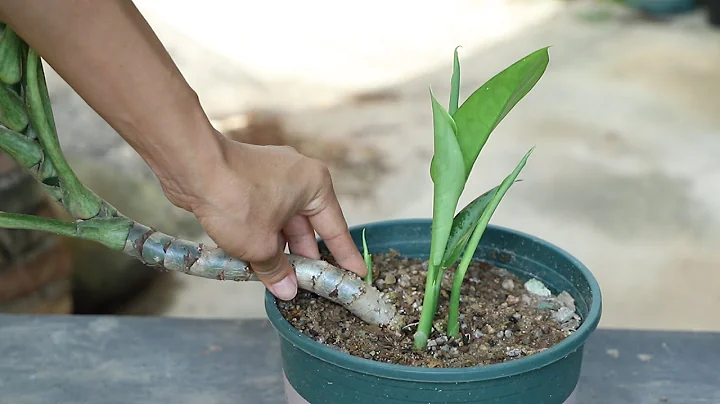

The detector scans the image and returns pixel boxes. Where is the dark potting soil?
[278,250,581,368]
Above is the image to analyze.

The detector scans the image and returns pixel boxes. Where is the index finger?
[306,193,367,277]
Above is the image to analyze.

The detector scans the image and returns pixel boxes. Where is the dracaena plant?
[362,47,550,350]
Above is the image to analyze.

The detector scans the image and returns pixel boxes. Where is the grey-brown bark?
[124,222,403,328]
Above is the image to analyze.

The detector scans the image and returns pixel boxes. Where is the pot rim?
[265,218,602,383]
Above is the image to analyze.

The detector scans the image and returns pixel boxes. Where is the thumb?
[251,236,298,301]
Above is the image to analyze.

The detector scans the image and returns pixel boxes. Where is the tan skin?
[0,0,367,300]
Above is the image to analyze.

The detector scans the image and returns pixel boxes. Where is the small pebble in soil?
[557,291,576,311]
[553,307,575,323]
[562,319,581,332]
[525,278,552,297]
[536,301,557,310]
[279,251,580,368]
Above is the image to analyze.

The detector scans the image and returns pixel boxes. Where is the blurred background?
[2,0,719,332]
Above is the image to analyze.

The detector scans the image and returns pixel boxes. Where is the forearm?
[0,0,225,206]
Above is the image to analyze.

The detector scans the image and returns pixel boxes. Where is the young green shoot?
[362,228,373,285]
[413,47,549,350]
[413,90,466,350]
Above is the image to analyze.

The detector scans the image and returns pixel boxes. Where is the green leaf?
[461,148,534,256]
[26,49,101,219]
[440,185,499,268]
[0,27,25,85]
[441,179,523,268]
[0,84,29,131]
[449,46,461,115]
[0,125,43,168]
[452,47,549,178]
[428,88,466,269]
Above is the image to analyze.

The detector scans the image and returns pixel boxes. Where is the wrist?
[128,91,230,212]
[154,133,229,213]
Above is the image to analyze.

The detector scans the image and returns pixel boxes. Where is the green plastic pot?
[265,219,602,403]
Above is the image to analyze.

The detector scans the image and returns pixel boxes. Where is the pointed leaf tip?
[452,48,549,179]
[449,48,462,115]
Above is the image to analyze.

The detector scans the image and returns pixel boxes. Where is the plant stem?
[291,254,402,329]
[431,270,444,312]
[0,211,132,250]
[446,228,479,337]
[413,260,451,348]
[25,49,103,219]
[122,221,257,281]
[123,222,402,328]
[415,90,466,350]
[0,210,404,328]
[447,147,534,337]
[414,262,439,350]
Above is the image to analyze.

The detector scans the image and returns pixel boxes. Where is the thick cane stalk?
[0,212,401,328]
[0,24,401,329]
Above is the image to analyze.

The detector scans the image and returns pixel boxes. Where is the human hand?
[162,133,368,301]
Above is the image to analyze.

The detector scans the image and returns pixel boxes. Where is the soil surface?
[278,250,582,368]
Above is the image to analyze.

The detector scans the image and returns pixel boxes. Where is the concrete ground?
[46,0,720,331]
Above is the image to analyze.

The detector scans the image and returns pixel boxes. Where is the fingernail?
[270,276,297,301]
